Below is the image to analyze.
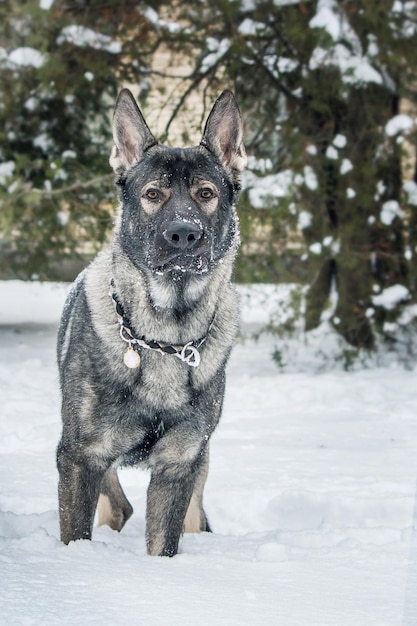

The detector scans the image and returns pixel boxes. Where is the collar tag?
[110,284,208,369]
[175,342,201,368]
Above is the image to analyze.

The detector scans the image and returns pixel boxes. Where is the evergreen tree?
[0,0,160,278]
[155,0,417,351]
[1,0,417,356]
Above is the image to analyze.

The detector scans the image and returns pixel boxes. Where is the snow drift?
[0,281,417,625]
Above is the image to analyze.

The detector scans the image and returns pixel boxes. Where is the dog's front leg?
[57,446,104,544]
[146,466,197,557]
[146,430,208,556]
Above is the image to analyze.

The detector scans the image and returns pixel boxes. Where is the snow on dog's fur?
[56,88,246,556]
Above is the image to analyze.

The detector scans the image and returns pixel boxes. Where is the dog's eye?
[200,188,215,200]
[145,189,160,201]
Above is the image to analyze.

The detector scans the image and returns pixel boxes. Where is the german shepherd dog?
[56,88,246,556]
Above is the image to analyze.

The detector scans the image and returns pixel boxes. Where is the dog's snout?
[163,220,203,250]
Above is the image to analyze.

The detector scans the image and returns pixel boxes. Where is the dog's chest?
[83,250,234,414]
[97,313,197,412]
[130,351,192,411]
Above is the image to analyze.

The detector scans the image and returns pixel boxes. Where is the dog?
[56,88,246,556]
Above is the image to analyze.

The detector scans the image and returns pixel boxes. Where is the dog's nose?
[163,220,203,250]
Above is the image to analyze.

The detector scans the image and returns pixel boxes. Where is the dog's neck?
[110,240,234,342]
[109,284,215,367]
[145,270,211,313]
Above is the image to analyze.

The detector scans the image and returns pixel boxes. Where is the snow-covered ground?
[1,280,417,625]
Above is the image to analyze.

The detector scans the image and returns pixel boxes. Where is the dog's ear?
[110,89,157,176]
[201,90,247,178]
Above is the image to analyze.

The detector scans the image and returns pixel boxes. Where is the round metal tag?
[123,347,141,369]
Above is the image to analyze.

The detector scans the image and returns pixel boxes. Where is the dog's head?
[110,89,246,280]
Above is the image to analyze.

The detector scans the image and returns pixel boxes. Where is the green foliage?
[0,0,160,278]
[160,0,417,351]
[2,0,417,358]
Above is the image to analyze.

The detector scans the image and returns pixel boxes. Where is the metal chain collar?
[109,285,212,368]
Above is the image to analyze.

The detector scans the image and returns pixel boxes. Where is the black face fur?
[117,145,239,277]
[109,88,247,288]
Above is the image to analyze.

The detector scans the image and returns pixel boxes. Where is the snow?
[142,6,181,34]
[309,242,322,254]
[310,0,361,50]
[57,26,122,54]
[309,44,383,85]
[245,169,293,208]
[0,161,15,184]
[333,134,347,149]
[340,158,353,175]
[385,114,415,137]
[56,211,70,226]
[1,280,417,625]
[298,210,312,230]
[242,0,300,7]
[33,132,54,153]
[380,200,404,226]
[308,0,384,87]
[201,39,231,73]
[376,179,387,199]
[301,165,318,190]
[306,144,317,156]
[371,284,410,310]
[245,166,317,209]
[325,145,338,160]
[62,150,77,160]
[262,55,298,78]
[238,18,265,36]
[309,4,342,40]
[404,181,417,206]
[391,1,417,39]
[24,96,38,112]
[7,47,45,68]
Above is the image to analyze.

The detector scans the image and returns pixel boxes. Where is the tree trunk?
[305,258,335,331]
[332,253,374,350]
